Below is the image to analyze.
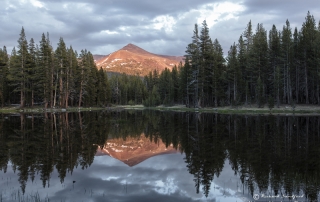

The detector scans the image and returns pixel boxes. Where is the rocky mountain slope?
[95,44,184,76]
[93,54,106,62]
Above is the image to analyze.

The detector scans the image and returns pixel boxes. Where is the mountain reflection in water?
[0,111,320,201]
[96,134,177,167]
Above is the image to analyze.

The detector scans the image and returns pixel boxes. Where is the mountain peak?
[124,43,138,48]
[120,43,150,55]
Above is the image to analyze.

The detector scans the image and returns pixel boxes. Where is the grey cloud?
[1,0,319,57]
[44,0,223,17]
[241,0,319,29]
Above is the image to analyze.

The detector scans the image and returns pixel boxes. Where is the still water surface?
[0,111,319,201]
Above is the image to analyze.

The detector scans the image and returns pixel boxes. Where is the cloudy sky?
[1,0,319,56]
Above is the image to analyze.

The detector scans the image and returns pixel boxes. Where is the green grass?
[140,105,320,115]
[0,106,107,114]
[0,107,20,113]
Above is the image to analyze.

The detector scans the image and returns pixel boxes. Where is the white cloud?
[119,26,127,31]
[5,4,16,10]
[197,2,246,27]
[62,3,68,9]
[102,30,119,35]
[30,0,45,8]
[153,15,176,32]
[75,3,93,13]
[18,0,26,4]
[154,178,178,194]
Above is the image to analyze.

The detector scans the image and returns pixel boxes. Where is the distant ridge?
[95,44,184,76]
[93,54,107,62]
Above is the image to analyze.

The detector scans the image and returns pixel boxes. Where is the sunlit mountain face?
[95,43,184,76]
[0,111,319,201]
[96,133,178,167]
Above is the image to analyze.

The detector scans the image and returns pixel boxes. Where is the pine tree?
[268,95,274,111]
[109,75,121,105]
[316,20,320,104]
[183,56,193,107]
[242,20,254,105]
[211,39,225,107]
[37,33,53,108]
[65,46,78,107]
[301,11,317,104]
[251,23,268,104]
[237,35,247,104]
[257,76,263,107]
[55,37,68,107]
[171,65,179,103]
[185,24,201,108]
[268,24,281,105]
[199,20,212,107]
[96,68,110,106]
[159,68,173,105]
[274,66,281,107]
[11,27,29,107]
[77,49,92,107]
[0,46,9,107]
[226,43,239,105]
[7,47,19,104]
[179,58,192,107]
[281,20,293,104]
[27,38,37,106]
[83,52,98,107]
[292,27,301,104]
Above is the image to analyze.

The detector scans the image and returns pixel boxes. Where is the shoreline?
[138,105,320,115]
[1,104,320,115]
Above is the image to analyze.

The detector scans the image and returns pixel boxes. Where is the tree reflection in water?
[0,111,320,201]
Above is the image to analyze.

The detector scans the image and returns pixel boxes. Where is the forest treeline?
[1,12,320,108]
[0,28,111,108]
[144,11,320,107]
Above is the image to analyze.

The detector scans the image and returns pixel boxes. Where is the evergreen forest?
[1,12,320,108]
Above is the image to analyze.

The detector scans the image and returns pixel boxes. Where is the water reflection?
[97,133,177,167]
[0,111,320,201]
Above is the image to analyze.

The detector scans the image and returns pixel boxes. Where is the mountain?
[95,43,184,76]
[95,133,177,167]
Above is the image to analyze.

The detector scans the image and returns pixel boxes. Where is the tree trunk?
[296,63,299,104]
[50,63,54,108]
[20,82,25,108]
[234,75,237,103]
[79,80,83,108]
[305,55,309,104]
[31,89,34,107]
[283,64,286,103]
[59,71,63,107]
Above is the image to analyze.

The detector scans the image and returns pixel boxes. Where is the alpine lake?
[0,110,319,202]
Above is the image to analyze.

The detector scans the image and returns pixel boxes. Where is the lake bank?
[123,104,320,115]
[1,104,320,115]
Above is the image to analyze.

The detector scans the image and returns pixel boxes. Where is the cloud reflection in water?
[0,152,244,202]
